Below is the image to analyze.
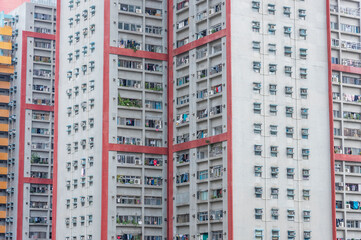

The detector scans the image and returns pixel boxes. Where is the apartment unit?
[0,12,13,240]
[329,0,361,240]
[5,1,56,239]
[55,0,333,240]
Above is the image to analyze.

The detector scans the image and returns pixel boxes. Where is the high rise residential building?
[329,0,361,240]
[4,1,56,239]
[54,0,336,240]
[0,12,14,240]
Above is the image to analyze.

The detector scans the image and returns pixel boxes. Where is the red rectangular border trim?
[335,154,361,162]
[173,133,227,152]
[167,1,174,239]
[108,144,168,155]
[173,29,226,56]
[109,46,168,61]
[17,31,56,240]
[52,0,61,238]
[23,177,52,185]
[25,103,54,111]
[326,1,337,239]
[332,63,361,75]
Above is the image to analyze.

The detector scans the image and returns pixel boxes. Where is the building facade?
[5,2,56,239]
[0,12,14,240]
[329,0,361,240]
[55,1,334,240]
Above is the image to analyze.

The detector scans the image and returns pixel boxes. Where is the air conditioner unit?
[339,182,344,186]
[345,168,350,173]
[135,159,142,165]
[136,9,142,14]
[346,204,351,209]
[339,222,344,228]
[134,179,141,184]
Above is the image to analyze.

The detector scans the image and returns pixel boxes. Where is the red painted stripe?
[335,154,361,162]
[167,1,174,239]
[16,30,28,240]
[173,133,227,152]
[101,0,111,239]
[225,0,233,239]
[109,46,168,61]
[52,0,61,239]
[108,144,167,155]
[23,177,52,185]
[25,103,54,111]
[326,1,337,239]
[332,64,361,74]
[17,30,55,240]
[173,29,227,56]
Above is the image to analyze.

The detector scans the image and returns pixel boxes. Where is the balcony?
[0,182,6,189]
[0,168,7,175]
[0,110,9,118]
[0,41,11,50]
[0,211,5,219]
[0,196,6,204]
[0,138,8,146]
[0,82,10,89]
[0,153,7,161]
[0,56,11,65]
[0,95,9,104]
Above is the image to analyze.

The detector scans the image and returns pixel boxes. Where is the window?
[288,230,296,239]
[268,4,275,15]
[284,6,291,17]
[299,9,306,19]
[269,84,277,95]
[286,107,294,118]
[301,108,309,119]
[253,61,261,72]
[252,1,260,12]
[287,210,295,221]
[287,147,294,158]
[270,104,277,115]
[287,188,295,200]
[255,208,263,219]
[304,231,311,240]
[255,229,263,240]
[300,88,308,98]
[270,125,278,136]
[254,145,262,155]
[272,230,280,240]
[303,169,310,180]
[302,190,310,201]
[285,86,293,96]
[254,102,261,114]
[252,21,260,32]
[300,29,307,39]
[285,66,292,76]
[255,187,263,198]
[271,188,279,199]
[284,46,292,57]
[253,41,261,51]
[270,146,278,157]
[286,127,294,138]
[300,48,307,59]
[271,208,279,220]
[302,128,309,139]
[254,123,262,134]
[300,68,307,79]
[284,26,292,37]
[268,24,276,34]
[268,43,276,54]
[271,167,279,178]
[303,210,311,222]
[287,168,295,179]
[253,82,261,93]
[254,165,262,177]
[269,64,277,74]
